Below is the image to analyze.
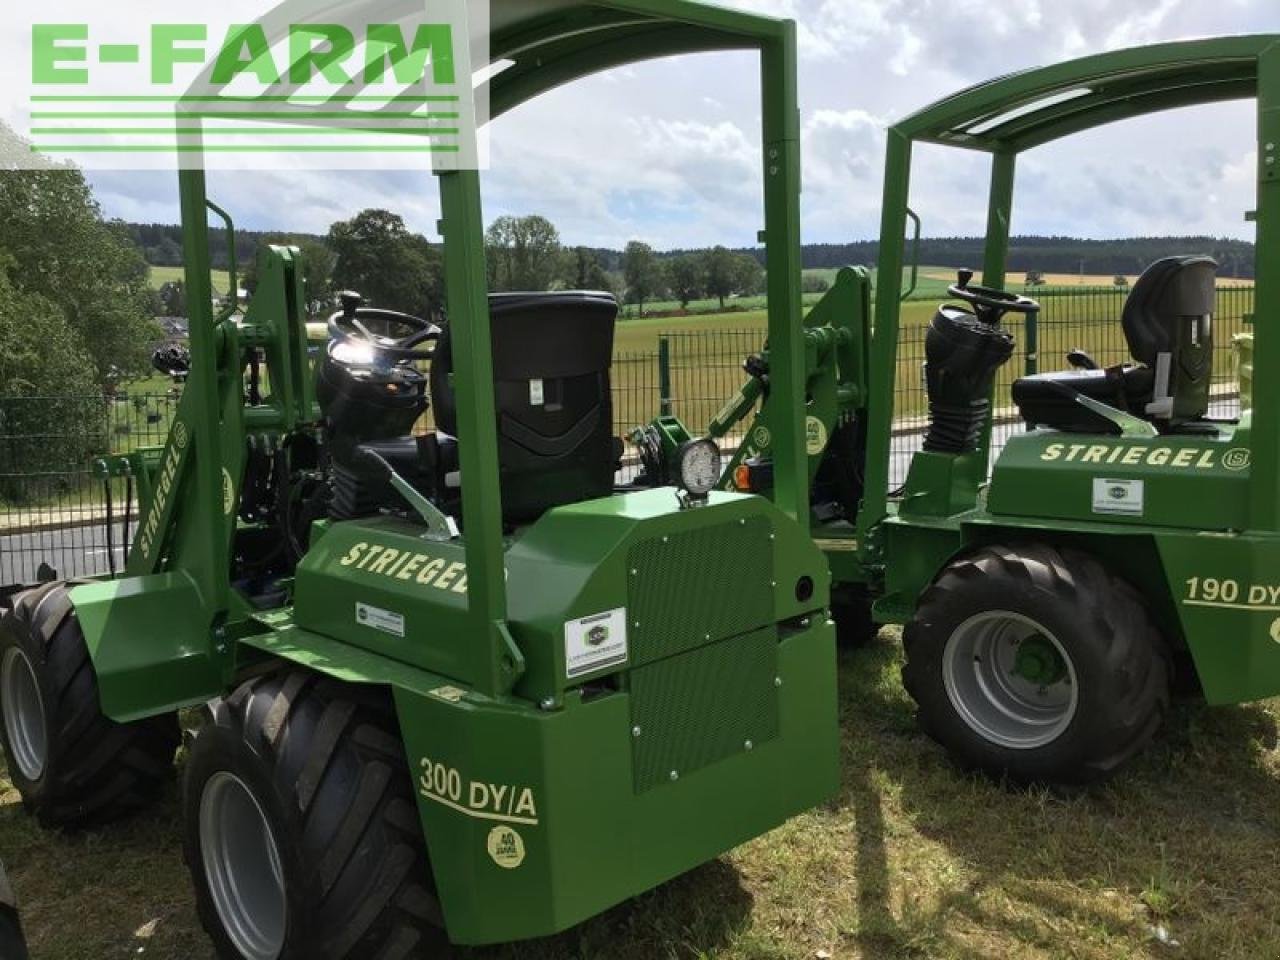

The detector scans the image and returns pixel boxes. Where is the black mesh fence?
[0,286,1253,586]
[888,284,1253,488]
[0,391,180,586]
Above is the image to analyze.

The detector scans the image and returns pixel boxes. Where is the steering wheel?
[327,291,440,361]
[947,270,1040,319]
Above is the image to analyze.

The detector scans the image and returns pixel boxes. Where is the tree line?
[794,235,1256,278]
[156,212,768,320]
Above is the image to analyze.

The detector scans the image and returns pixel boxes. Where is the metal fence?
[888,284,1253,487]
[0,285,1254,586]
[0,391,179,586]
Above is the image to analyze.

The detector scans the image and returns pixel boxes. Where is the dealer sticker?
[1092,477,1145,516]
[564,608,628,678]
[356,602,405,638]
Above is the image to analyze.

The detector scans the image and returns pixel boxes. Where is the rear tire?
[183,670,443,959]
[0,581,179,827]
[902,544,1169,785]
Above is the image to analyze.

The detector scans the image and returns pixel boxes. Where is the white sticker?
[356,602,405,638]
[564,607,628,678]
[805,416,828,456]
[1092,478,1145,516]
[529,379,545,406]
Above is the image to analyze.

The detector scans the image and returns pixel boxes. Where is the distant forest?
[123,222,1256,279]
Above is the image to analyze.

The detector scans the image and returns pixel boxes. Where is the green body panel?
[293,490,829,704]
[394,625,835,945]
[988,430,1252,530]
[1150,531,1280,703]
[239,614,836,946]
[68,573,222,722]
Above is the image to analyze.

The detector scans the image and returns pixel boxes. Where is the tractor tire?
[0,581,179,827]
[0,860,29,960]
[183,670,443,960]
[831,585,880,648]
[902,544,1169,785]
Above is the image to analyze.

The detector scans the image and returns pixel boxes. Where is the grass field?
[148,265,232,298]
[3,634,1278,959]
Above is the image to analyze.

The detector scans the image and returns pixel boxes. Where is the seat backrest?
[430,291,618,521]
[1121,255,1217,422]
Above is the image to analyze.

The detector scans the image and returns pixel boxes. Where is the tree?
[734,254,765,298]
[0,166,158,386]
[327,209,443,318]
[701,245,742,309]
[623,241,664,315]
[567,247,610,291]
[801,273,830,295]
[668,254,705,309]
[297,240,336,314]
[0,256,102,500]
[485,215,563,291]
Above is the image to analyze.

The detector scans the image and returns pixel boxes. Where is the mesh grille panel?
[627,516,773,666]
[630,628,779,793]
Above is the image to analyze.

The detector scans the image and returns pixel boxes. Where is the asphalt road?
[0,524,127,589]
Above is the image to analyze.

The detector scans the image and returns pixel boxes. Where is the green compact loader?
[0,2,838,956]
[633,35,1280,785]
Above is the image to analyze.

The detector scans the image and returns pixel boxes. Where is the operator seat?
[1011,256,1217,434]
[430,291,619,522]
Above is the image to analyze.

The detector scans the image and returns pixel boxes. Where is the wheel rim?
[941,610,1078,750]
[1,647,48,780]
[199,772,287,960]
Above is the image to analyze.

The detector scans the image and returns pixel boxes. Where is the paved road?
[0,524,127,589]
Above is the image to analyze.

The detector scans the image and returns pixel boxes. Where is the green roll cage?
[174,0,808,697]
[863,34,1280,537]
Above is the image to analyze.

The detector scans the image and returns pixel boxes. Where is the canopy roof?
[486,0,786,117]
[897,35,1280,153]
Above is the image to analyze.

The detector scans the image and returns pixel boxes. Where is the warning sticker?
[564,608,628,678]
[356,602,405,638]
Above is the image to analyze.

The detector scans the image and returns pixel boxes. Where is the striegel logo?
[136,419,187,558]
[1041,442,1250,471]
[338,541,467,594]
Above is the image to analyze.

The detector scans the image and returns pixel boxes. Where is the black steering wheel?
[947,269,1040,320]
[327,291,440,361]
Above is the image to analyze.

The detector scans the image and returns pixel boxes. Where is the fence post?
[658,336,673,417]
[1024,307,1039,377]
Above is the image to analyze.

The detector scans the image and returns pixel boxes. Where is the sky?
[82,0,1274,250]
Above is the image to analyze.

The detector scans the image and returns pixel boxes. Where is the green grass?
[148,265,232,298]
[5,636,1279,959]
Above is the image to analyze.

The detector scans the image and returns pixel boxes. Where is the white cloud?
[81,0,1270,247]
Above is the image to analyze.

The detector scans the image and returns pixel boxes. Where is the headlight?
[330,340,376,367]
[676,438,722,498]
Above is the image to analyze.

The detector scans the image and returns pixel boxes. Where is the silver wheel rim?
[941,610,1078,750]
[1,647,47,780]
[199,771,287,960]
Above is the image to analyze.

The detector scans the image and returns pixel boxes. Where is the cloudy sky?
[85,0,1272,249]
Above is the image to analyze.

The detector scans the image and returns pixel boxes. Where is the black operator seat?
[429,291,619,522]
[1011,256,1217,434]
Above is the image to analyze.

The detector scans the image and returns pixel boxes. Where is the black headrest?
[1122,256,1217,364]
[430,291,617,436]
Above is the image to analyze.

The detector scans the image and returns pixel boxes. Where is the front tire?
[902,545,1169,785]
[183,671,442,959]
[0,581,179,827]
